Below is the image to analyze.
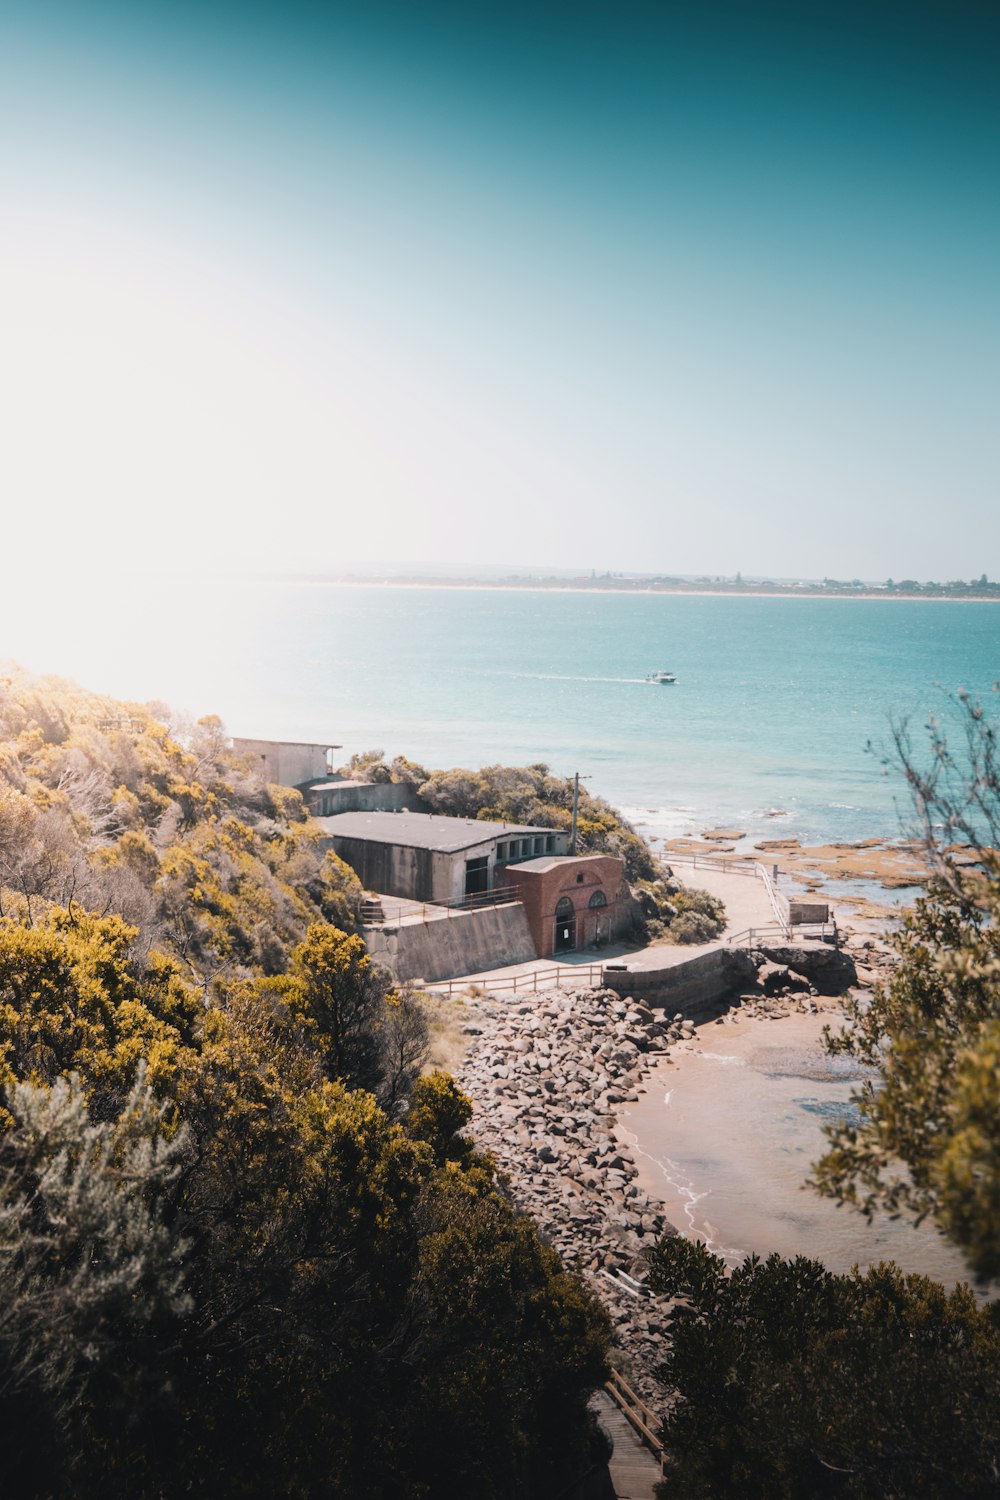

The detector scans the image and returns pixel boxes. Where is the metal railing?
[728,921,838,948]
[665,850,804,931]
[362,890,523,926]
[665,850,759,876]
[753,860,789,928]
[449,885,519,911]
[604,1366,666,1472]
[427,962,608,996]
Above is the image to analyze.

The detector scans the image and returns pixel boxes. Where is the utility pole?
[570,771,590,854]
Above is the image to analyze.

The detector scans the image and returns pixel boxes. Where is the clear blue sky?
[1,0,997,581]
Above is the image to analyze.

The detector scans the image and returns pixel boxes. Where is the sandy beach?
[616,1001,977,1285]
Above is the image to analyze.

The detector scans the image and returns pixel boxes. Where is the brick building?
[506,852,632,958]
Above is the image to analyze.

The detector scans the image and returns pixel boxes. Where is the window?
[589,889,608,909]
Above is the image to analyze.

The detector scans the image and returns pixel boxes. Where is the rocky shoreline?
[453,931,897,1408]
[456,983,681,1404]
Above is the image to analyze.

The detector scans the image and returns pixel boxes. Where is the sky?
[1,0,998,582]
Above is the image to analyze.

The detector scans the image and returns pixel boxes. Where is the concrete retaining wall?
[602,948,757,1018]
[787,899,831,924]
[363,902,537,983]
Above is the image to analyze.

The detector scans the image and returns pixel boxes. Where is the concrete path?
[428,865,778,990]
[668,862,777,940]
[590,1393,663,1499]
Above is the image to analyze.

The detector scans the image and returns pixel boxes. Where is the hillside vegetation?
[0,669,610,1498]
[341,749,660,880]
[0,668,363,979]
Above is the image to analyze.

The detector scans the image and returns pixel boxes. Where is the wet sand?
[616,1003,978,1286]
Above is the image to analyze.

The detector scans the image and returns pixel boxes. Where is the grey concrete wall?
[787,899,830,924]
[321,832,497,904]
[325,837,438,900]
[233,739,330,787]
[602,948,756,1018]
[306,781,422,817]
[363,903,537,982]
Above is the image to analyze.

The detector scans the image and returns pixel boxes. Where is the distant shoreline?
[309,577,1000,603]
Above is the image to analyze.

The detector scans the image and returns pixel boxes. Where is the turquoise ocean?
[4,579,998,854]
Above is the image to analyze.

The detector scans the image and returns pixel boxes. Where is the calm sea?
[4,579,998,849]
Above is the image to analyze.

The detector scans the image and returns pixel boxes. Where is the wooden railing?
[427,962,607,996]
[604,1366,666,1472]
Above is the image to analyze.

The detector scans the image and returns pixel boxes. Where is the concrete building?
[506,853,632,958]
[318,811,569,905]
[232,738,340,788]
[302,779,418,817]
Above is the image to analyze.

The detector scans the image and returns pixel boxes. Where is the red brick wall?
[507,854,627,958]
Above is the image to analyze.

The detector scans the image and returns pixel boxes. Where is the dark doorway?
[554,896,576,952]
[464,856,489,897]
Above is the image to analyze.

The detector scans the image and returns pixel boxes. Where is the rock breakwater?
[456,984,686,1402]
[451,933,895,1404]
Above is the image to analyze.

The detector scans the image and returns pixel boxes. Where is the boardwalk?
[590,1392,662,1500]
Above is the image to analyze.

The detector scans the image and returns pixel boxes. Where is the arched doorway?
[554,896,576,953]
[588,887,608,945]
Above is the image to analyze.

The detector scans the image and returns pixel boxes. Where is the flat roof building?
[232,738,340,789]
[318,811,570,904]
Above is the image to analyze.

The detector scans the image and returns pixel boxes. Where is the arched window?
[555,896,575,919]
[588,889,608,909]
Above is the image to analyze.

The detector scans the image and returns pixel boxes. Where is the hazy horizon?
[2,0,998,595]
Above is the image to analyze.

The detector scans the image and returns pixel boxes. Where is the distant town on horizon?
[310,567,1000,600]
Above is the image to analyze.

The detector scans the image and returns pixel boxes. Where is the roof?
[509,854,612,875]
[317,811,557,854]
[301,778,369,793]
[232,737,340,751]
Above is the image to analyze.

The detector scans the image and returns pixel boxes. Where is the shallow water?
[619,1009,980,1286]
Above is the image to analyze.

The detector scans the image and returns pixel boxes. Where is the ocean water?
[3,578,998,849]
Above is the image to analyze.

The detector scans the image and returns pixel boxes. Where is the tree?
[0,1071,191,1496]
[279,923,427,1108]
[813,693,1000,1276]
[646,1235,1000,1499]
[405,1069,474,1165]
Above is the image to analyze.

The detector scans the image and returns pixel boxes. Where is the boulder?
[758,944,858,995]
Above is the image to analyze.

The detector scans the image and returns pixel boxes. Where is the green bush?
[666,886,726,943]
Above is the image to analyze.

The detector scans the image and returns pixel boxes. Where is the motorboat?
[645,670,676,684]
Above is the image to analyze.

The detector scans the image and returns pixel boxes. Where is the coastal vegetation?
[647,1236,1000,1498]
[633,879,726,944]
[0,669,611,1497]
[340,750,661,880]
[814,695,1000,1277]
